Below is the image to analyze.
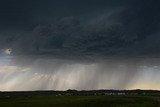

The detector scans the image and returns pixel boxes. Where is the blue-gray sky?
[0,0,160,91]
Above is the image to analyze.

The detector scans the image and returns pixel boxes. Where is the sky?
[0,0,160,91]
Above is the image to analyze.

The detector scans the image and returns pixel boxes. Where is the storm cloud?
[0,0,159,58]
[0,0,160,90]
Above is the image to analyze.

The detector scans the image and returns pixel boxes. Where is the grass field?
[0,96,158,107]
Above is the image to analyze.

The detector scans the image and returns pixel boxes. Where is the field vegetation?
[0,95,158,107]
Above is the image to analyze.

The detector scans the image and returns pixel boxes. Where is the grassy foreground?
[0,96,158,107]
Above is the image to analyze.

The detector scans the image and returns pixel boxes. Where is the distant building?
[117,93,125,95]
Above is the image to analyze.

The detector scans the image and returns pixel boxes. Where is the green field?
[0,96,158,107]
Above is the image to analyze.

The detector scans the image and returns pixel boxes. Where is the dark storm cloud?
[1,0,160,90]
[0,0,160,59]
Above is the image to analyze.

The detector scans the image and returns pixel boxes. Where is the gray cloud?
[5,3,160,59]
[0,0,160,90]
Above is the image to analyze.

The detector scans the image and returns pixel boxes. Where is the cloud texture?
[0,0,160,90]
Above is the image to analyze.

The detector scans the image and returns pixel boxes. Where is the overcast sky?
[0,0,160,91]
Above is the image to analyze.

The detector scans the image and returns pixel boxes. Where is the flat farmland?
[0,95,158,107]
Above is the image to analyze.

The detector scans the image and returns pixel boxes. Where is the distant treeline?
[0,89,160,97]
